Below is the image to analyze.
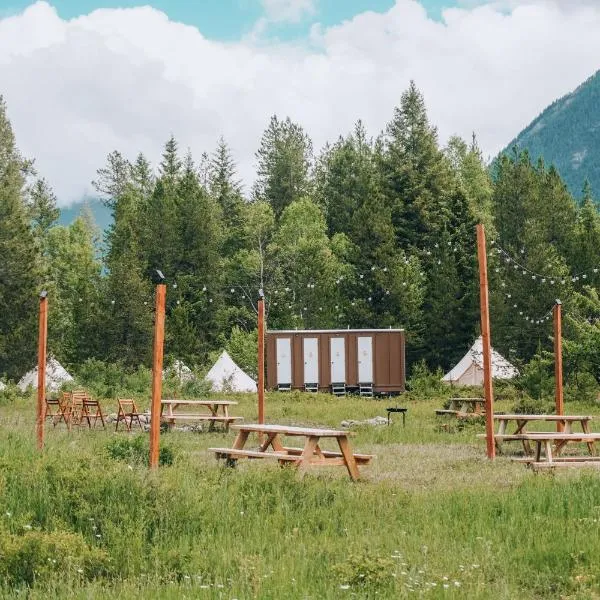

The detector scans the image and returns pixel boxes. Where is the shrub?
[74,359,152,399]
[0,528,110,587]
[512,395,553,415]
[565,372,599,405]
[333,551,396,589]
[515,353,555,401]
[106,435,174,467]
[407,360,447,398]
[0,382,28,406]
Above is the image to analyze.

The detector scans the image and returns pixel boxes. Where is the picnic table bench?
[504,432,600,469]
[436,398,485,418]
[209,423,374,481]
[161,400,242,431]
[485,414,593,454]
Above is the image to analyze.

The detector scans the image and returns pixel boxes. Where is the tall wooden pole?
[476,224,495,460]
[36,291,48,451]
[554,300,564,432]
[257,292,265,427]
[149,282,166,469]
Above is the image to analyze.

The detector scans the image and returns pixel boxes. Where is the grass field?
[2,391,600,598]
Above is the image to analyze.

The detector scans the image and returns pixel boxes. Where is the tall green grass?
[1,392,600,598]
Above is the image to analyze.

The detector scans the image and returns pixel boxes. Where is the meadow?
[2,390,600,599]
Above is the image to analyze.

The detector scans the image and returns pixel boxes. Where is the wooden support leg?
[338,436,361,482]
[545,440,553,464]
[535,440,542,463]
[232,430,250,450]
[297,436,320,478]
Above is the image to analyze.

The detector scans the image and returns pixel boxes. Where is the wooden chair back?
[115,398,143,432]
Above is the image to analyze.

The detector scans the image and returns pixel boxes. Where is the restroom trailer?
[266,329,405,396]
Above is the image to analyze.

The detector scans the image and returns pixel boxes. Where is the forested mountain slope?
[502,70,600,199]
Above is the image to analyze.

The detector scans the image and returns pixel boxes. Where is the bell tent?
[205,351,257,393]
[442,336,518,386]
[18,357,74,392]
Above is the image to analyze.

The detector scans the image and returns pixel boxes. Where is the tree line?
[1,83,599,390]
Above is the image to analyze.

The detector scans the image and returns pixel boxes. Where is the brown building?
[266,329,405,396]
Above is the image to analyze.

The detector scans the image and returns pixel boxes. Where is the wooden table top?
[161,399,238,406]
[493,414,592,421]
[232,423,351,437]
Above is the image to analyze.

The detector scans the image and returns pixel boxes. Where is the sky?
[1,0,599,204]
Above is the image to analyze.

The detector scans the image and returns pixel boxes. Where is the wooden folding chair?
[82,394,106,429]
[69,390,87,428]
[44,397,60,423]
[115,398,144,432]
[52,391,73,428]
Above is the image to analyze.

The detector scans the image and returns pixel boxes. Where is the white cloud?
[1,0,600,204]
[261,0,316,23]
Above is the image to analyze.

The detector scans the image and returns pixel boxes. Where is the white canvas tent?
[0,381,6,392]
[18,357,74,392]
[205,351,257,393]
[164,359,195,384]
[442,336,519,386]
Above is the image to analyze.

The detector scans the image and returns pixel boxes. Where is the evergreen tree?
[253,116,313,218]
[209,137,244,254]
[382,81,454,249]
[0,96,41,379]
[93,150,131,209]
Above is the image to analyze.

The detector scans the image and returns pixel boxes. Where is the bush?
[106,435,174,467]
[565,372,599,405]
[333,551,396,589]
[512,395,553,415]
[0,382,28,406]
[515,353,555,401]
[0,528,110,587]
[74,359,152,399]
[406,360,448,398]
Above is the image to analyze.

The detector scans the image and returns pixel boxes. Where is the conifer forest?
[1,82,599,395]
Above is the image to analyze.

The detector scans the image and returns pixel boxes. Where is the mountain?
[58,198,112,232]
[501,70,600,199]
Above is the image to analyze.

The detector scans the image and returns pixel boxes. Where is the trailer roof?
[267,328,405,334]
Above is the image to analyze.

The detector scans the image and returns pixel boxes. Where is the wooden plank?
[493,414,592,421]
[231,423,351,437]
[479,433,600,441]
[436,409,459,415]
[161,400,238,406]
[209,448,300,461]
[160,415,242,421]
[281,446,374,464]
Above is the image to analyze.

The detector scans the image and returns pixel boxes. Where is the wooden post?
[36,291,48,451]
[476,224,495,460]
[554,300,564,432]
[149,280,166,469]
[257,291,265,427]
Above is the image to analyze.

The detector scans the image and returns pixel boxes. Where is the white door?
[303,338,319,384]
[357,336,373,383]
[330,337,346,383]
[276,338,292,385]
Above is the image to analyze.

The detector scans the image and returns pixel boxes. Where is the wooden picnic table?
[160,399,242,431]
[209,423,374,481]
[436,397,485,418]
[491,414,593,454]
